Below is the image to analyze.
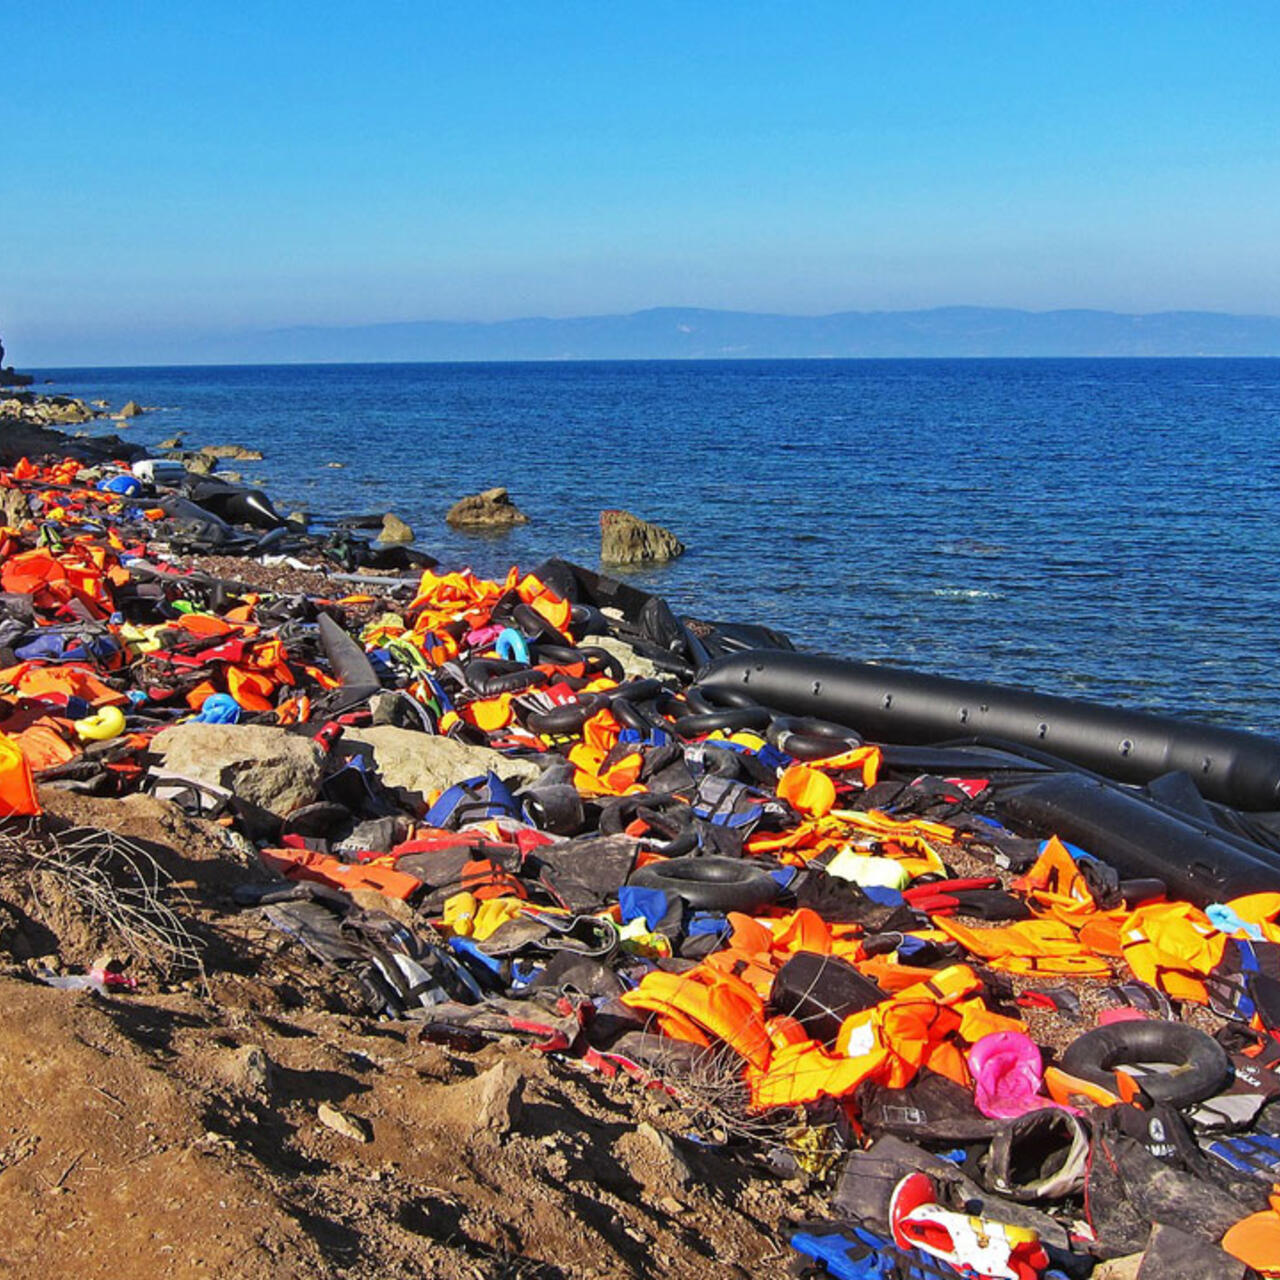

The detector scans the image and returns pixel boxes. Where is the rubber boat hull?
[1001,772,1280,905]
[698,650,1280,812]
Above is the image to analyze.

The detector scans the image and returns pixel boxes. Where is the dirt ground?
[0,790,819,1280]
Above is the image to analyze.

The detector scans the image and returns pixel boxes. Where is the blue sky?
[4,2,1279,361]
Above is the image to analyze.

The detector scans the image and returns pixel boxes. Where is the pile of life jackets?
[6,451,1280,1278]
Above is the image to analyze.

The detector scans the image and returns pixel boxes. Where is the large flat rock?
[151,722,325,816]
[340,725,541,800]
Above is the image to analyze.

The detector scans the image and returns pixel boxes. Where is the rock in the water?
[378,513,414,544]
[201,444,264,461]
[340,725,540,801]
[600,509,685,565]
[317,1103,371,1143]
[158,435,184,449]
[120,400,144,418]
[164,449,218,474]
[445,487,529,528]
[39,397,94,425]
[91,399,110,410]
[151,723,325,819]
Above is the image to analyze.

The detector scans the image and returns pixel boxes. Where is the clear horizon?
[6,2,1279,365]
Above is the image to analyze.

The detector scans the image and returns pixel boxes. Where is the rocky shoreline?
[0,391,800,1279]
[2,387,1277,1280]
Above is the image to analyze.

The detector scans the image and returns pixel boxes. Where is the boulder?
[600,509,685,565]
[460,1062,525,1137]
[445,487,529,528]
[164,449,217,474]
[340,725,540,800]
[0,487,30,530]
[200,444,264,461]
[378,513,414,544]
[120,400,144,418]
[42,397,93,425]
[91,399,110,410]
[158,435,184,449]
[150,723,325,818]
[614,1122,693,1198]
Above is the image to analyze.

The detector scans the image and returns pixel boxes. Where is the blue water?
[33,359,1280,733]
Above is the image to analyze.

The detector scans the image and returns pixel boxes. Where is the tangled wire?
[0,821,203,979]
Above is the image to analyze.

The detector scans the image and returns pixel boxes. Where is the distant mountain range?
[32,305,1280,367]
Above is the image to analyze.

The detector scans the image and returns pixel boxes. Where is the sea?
[31,358,1280,734]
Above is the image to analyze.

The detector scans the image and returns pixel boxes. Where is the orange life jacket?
[259,846,423,900]
[620,965,772,1070]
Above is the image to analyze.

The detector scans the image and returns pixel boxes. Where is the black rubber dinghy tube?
[671,705,771,739]
[525,694,608,736]
[611,697,672,736]
[698,649,1280,810]
[569,603,610,637]
[463,658,549,697]
[1060,1020,1230,1108]
[515,603,574,649]
[531,642,624,683]
[576,645,625,683]
[1000,772,1280,907]
[767,715,864,761]
[628,855,781,912]
[698,685,768,711]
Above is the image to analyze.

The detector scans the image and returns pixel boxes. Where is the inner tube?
[495,628,531,664]
[606,678,666,705]
[464,658,549,697]
[610,696,671,736]
[525,695,608,736]
[533,643,624,683]
[515,603,573,649]
[1060,1020,1230,1107]
[699,649,1280,811]
[522,784,585,836]
[670,705,771,739]
[628,855,781,912]
[570,603,610,637]
[576,645,625,683]
[766,715,863,761]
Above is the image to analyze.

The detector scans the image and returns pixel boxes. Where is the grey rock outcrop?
[600,509,685,565]
[201,444,264,460]
[164,450,218,474]
[119,400,144,418]
[445,487,529,528]
[2,395,94,426]
[340,725,540,801]
[151,723,325,817]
